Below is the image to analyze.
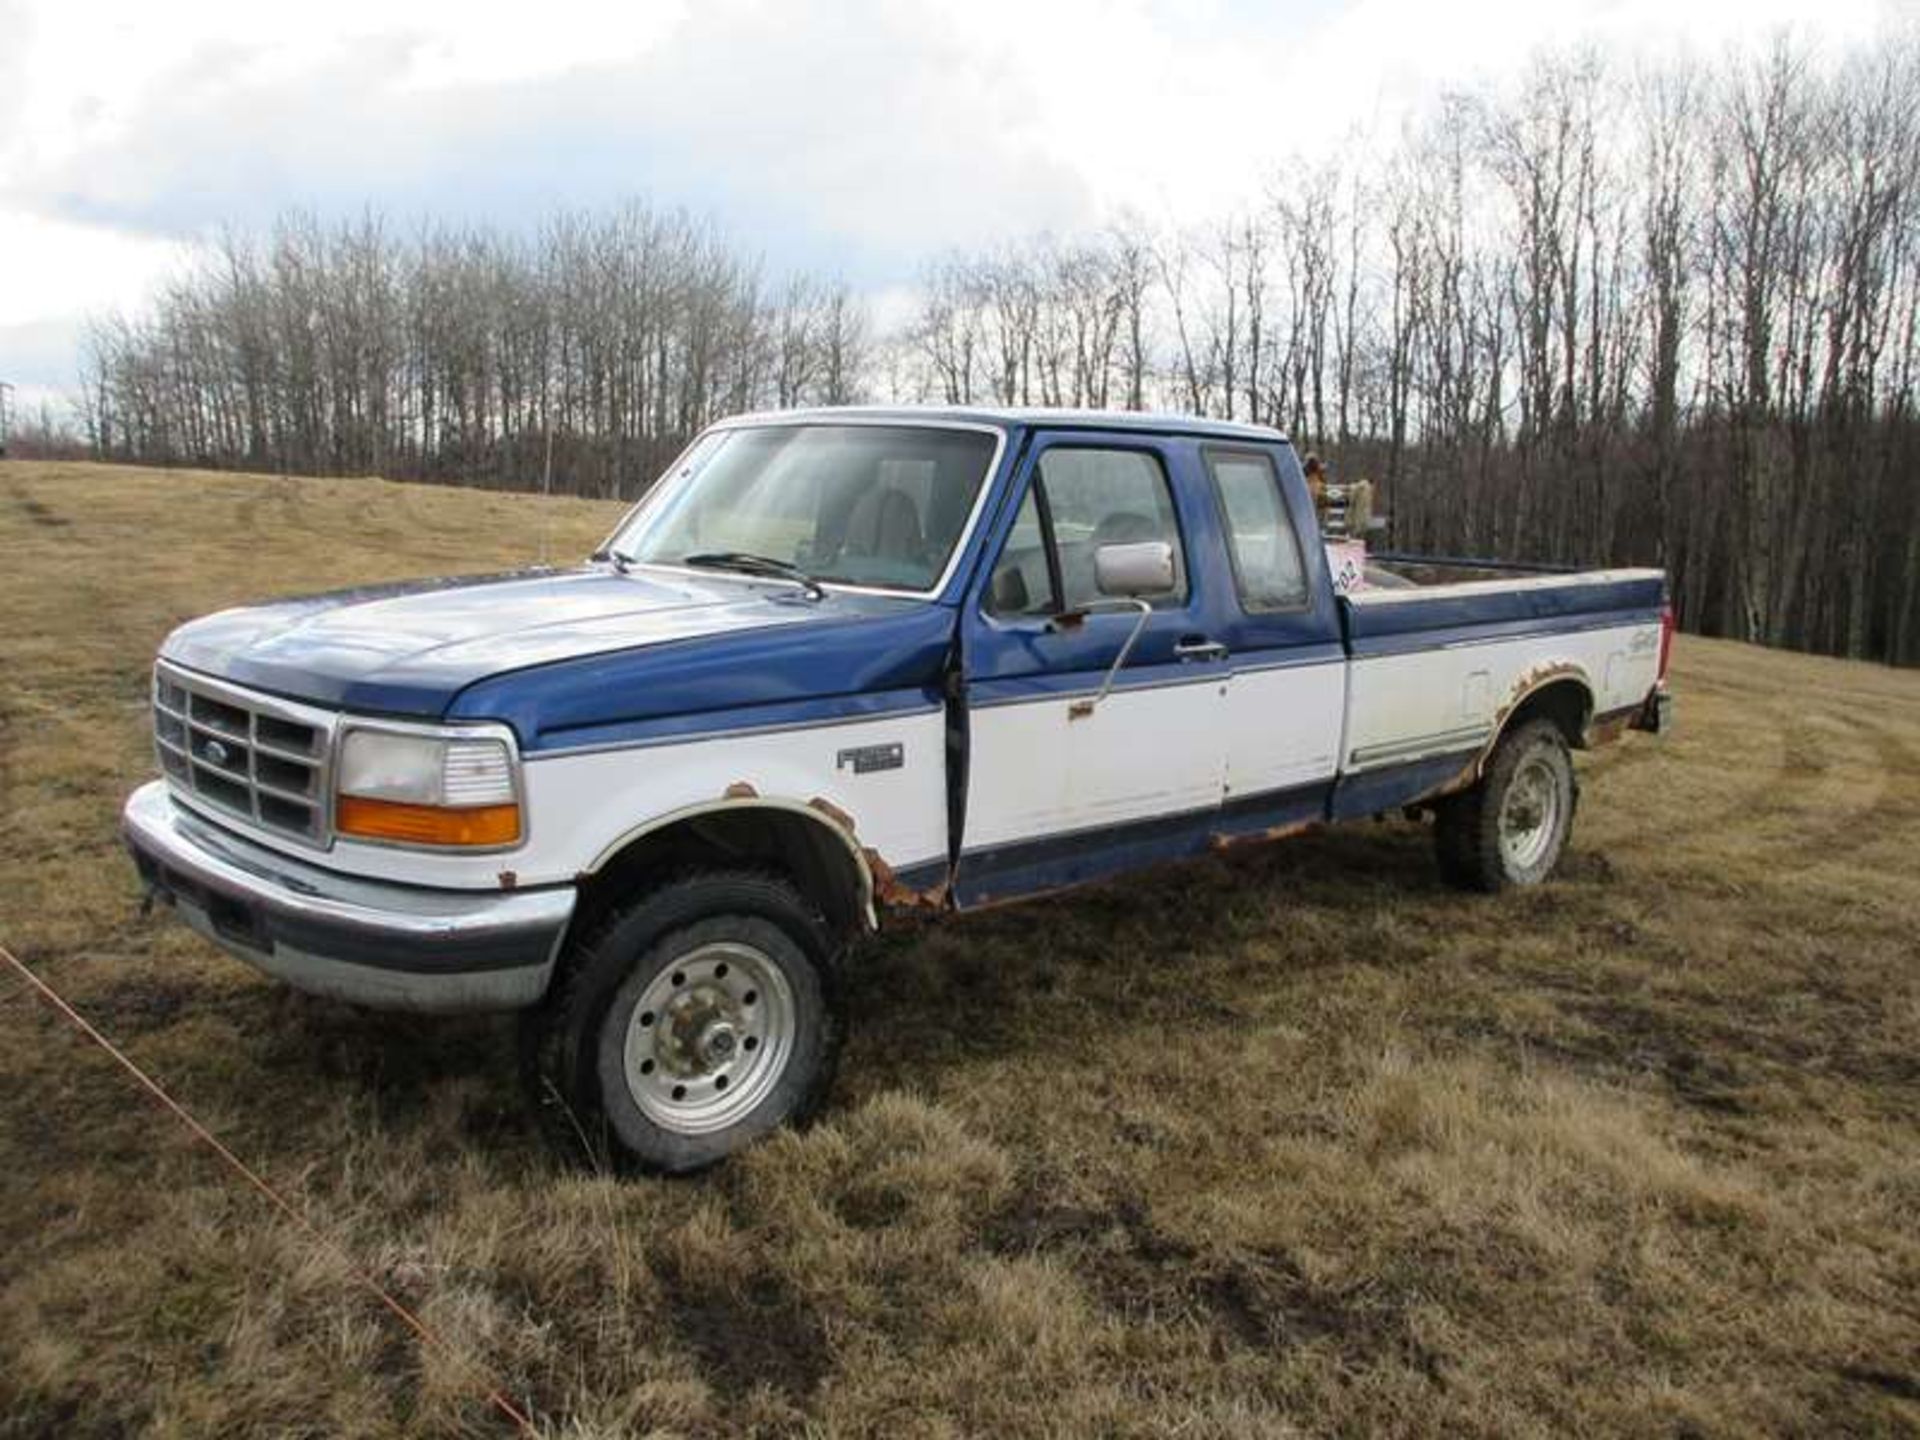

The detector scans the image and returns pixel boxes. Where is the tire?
[521,869,843,1175]
[1434,718,1578,892]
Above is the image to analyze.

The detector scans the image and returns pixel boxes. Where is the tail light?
[1657,603,1676,681]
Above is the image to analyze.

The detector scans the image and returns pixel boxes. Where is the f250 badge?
[836,742,904,775]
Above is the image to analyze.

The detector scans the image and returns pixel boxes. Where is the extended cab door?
[1198,444,1347,834]
[952,433,1231,905]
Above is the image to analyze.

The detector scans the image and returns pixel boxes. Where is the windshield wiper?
[680,551,826,600]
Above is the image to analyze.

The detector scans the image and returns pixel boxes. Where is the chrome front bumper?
[122,781,574,1012]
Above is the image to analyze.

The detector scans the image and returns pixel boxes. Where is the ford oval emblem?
[203,738,230,766]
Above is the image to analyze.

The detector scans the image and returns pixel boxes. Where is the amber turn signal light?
[335,796,522,847]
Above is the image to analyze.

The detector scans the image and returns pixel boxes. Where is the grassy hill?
[2,458,1917,1436]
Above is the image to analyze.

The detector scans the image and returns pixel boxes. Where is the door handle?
[1174,637,1229,662]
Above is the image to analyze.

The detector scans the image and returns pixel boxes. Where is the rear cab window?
[1204,447,1308,612]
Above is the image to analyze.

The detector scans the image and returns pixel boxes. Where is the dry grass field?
[2,458,1918,1438]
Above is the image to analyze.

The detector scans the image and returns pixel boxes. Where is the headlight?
[334,729,522,847]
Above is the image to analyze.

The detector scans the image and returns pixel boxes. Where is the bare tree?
[86,29,1920,666]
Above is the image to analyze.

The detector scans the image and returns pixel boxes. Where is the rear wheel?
[522,870,842,1174]
[1434,719,1578,892]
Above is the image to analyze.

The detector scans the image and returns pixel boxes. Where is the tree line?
[81,205,869,498]
[79,32,1920,665]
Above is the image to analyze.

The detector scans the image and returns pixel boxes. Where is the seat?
[840,487,925,567]
[1089,510,1160,547]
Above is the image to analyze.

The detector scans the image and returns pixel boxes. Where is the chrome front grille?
[153,664,336,845]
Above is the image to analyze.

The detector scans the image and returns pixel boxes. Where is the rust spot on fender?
[724,781,759,800]
[497,870,519,891]
[1462,662,1593,782]
[1207,819,1318,852]
[1410,663,1598,808]
[866,846,949,911]
[1427,756,1484,801]
[1491,662,1587,730]
[803,795,949,912]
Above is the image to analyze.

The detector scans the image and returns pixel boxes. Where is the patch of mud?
[652,1258,829,1405]
[12,492,71,528]
[987,1190,1444,1381]
[1838,1366,1920,1402]
[1446,999,1755,1117]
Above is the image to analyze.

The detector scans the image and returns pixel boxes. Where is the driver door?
[953,436,1230,906]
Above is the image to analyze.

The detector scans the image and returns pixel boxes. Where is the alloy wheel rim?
[1498,753,1562,872]
[622,940,795,1135]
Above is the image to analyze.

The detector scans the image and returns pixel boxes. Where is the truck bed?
[1329,564,1668,818]
[1361,552,1579,589]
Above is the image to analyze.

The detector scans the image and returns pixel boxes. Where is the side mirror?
[1094,541,1176,599]
[1071,541,1176,722]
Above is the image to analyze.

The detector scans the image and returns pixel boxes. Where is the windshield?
[611,424,1000,593]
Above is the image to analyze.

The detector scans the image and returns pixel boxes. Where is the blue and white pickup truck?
[124,408,1673,1170]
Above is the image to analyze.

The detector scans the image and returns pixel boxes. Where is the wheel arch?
[1448,667,1595,794]
[1499,670,1597,752]
[573,798,876,950]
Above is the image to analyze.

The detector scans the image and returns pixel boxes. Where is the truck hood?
[160,564,929,718]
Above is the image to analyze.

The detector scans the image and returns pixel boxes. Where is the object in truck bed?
[1326,538,1368,594]
[1320,477,1376,538]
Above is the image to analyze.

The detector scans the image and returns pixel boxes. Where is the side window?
[1037,448,1188,610]
[986,447,1189,617]
[986,487,1054,616]
[1207,450,1307,611]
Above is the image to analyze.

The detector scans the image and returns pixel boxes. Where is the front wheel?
[1434,718,1578,892]
[522,870,843,1174]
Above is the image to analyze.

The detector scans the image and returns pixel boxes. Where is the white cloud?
[0,214,188,413]
[0,0,1897,411]
[0,213,189,328]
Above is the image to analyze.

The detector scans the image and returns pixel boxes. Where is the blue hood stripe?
[448,602,956,749]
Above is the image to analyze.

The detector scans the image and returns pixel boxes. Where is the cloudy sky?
[0,0,1895,418]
